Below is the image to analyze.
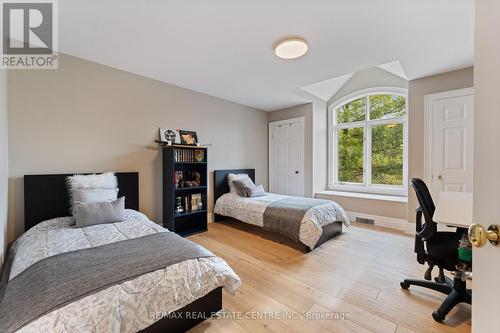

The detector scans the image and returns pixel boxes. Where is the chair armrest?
[415,207,423,231]
[413,207,427,264]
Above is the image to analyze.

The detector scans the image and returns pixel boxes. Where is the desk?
[433,191,473,228]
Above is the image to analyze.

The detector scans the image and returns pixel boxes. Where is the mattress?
[8,209,240,333]
[214,193,349,249]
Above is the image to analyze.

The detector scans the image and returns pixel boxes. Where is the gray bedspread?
[263,197,332,245]
[0,232,214,333]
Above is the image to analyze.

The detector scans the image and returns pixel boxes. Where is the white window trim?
[328,87,408,197]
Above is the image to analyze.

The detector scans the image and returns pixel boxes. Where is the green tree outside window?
[335,93,406,188]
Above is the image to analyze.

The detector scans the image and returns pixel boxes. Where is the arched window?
[329,88,408,196]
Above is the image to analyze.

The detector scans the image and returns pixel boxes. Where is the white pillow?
[72,188,119,204]
[66,172,119,224]
[227,173,253,194]
[67,172,117,190]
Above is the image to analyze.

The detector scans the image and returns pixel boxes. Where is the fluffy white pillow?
[227,173,253,194]
[66,172,119,224]
[67,172,117,190]
[72,188,119,204]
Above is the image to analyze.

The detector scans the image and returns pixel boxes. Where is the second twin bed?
[213,169,350,251]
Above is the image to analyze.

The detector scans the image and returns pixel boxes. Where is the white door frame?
[269,117,305,196]
[423,87,474,189]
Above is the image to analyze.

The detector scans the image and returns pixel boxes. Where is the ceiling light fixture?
[274,37,308,59]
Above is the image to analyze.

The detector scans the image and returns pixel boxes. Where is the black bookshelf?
[163,145,208,236]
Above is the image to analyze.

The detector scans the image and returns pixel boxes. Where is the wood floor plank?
[187,220,471,333]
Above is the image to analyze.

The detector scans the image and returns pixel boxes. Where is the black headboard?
[213,169,255,204]
[24,172,139,231]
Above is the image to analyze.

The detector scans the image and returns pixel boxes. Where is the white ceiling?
[59,0,473,111]
[301,73,355,102]
[377,61,408,80]
[301,60,409,102]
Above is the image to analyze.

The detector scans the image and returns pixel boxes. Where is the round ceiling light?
[274,38,308,59]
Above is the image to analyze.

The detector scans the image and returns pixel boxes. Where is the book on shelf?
[174,147,205,163]
[194,149,205,162]
[175,194,204,215]
[191,193,202,211]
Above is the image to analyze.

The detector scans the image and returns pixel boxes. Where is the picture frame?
[178,130,198,146]
[159,128,176,143]
[174,171,184,188]
[194,149,205,162]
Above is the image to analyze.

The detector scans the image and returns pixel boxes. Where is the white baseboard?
[346,211,411,232]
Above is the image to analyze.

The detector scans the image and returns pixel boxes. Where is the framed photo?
[178,130,198,146]
[159,128,176,143]
[194,149,205,162]
[174,171,184,188]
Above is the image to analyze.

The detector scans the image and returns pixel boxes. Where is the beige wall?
[0,70,7,267]
[7,54,268,241]
[312,99,329,194]
[268,103,313,197]
[315,193,407,219]
[329,67,408,105]
[407,67,473,221]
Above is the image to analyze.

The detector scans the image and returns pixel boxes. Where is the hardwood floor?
[188,220,471,333]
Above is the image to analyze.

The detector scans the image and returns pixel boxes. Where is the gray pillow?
[249,184,266,197]
[232,178,257,197]
[227,173,252,194]
[75,197,126,228]
[70,188,119,225]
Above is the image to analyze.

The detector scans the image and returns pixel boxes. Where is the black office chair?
[400,178,471,322]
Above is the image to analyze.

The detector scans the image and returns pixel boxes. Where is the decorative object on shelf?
[175,197,184,213]
[178,129,198,145]
[191,194,203,211]
[184,170,201,187]
[194,149,205,162]
[159,128,177,145]
[175,171,184,188]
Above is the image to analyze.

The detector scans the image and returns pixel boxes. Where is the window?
[329,88,407,196]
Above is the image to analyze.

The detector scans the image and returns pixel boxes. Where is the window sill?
[316,190,408,203]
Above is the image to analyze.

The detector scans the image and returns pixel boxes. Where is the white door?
[472,1,500,331]
[425,88,474,196]
[269,117,304,196]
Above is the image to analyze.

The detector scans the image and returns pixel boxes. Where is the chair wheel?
[400,281,410,290]
[432,310,445,322]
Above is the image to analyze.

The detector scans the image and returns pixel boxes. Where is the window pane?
[371,123,403,185]
[369,95,406,120]
[336,97,366,123]
[338,127,364,183]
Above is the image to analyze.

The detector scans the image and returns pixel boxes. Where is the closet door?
[269,117,304,196]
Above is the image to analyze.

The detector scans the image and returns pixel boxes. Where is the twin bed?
[0,172,239,333]
[213,169,349,251]
[0,169,349,333]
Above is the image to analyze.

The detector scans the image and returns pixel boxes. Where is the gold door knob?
[468,224,500,247]
[469,224,487,247]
